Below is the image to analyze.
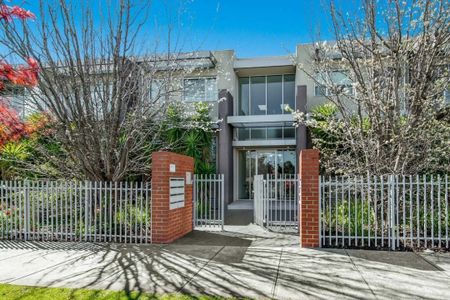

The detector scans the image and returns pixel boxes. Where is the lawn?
[0,283,223,300]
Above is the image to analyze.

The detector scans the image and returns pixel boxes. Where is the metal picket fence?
[193,174,224,230]
[254,174,298,233]
[320,175,449,249]
[0,180,152,243]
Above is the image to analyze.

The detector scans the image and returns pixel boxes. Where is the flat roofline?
[234,55,295,69]
[236,54,293,60]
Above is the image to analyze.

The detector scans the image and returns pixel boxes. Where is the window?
[149,79,164,101]
[0,85,28,118]
[283,75,295,113]
[445,88,450,104]
[314,70,354,96]
[239,78,250,115]
[238,74,296,116]
[251,128,267,139]
[267,127,282,139]
[238,128,250,140]
[184,77,217,102]
[267,75,283,114]
[250,76,266,115]
[236,127,296,140]
[314,84,327,97]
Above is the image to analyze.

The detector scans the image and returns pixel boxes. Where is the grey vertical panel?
[217,90,233,205]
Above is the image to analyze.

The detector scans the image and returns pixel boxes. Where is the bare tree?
[296,0,450,175]
[1,0,207,180]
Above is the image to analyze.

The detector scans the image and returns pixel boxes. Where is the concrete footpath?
[0,225,449,299]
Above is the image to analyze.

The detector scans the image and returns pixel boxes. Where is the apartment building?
[3,43,447,206]
[0,44,371,205]
[174,44,333,205]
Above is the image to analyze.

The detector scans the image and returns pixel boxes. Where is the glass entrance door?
[237,149,296,200]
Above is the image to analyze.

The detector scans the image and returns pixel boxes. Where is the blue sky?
[150,0,357,57]
[18,0,358,58]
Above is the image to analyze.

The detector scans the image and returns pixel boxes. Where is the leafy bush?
[324,199,375,237]
[159,101,216,174]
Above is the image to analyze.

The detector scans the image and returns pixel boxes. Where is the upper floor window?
[148,78,164,101]
[314,70,354,96]
[184,77,217,102]
[0,85,28,118]
[238,74,295,116]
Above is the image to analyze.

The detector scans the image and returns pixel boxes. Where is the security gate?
[254,175,298,233]
[193,174,224,230]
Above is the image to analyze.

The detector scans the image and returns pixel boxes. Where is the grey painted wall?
[296,85,308,168]
[218,89,234,205]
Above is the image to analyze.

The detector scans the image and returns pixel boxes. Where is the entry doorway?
[237,149,296,201]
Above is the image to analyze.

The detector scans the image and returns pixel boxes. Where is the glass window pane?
[284,127,295,139]
[150,79,164,101]
[267,127,283,139]
[283,150,296,174]
[238,151,249,199]
[315,84,326,96]
[251,128,267,140]
[250,76,266,115]
[331,71,352,85]
[205,78,217,101]
[239,77,249,115]
[184,78,205,102]
[267,75,282,114]
[283,74,295,114]
[238,128,250,140]
[276,151,284,176]
[257,151,276,176]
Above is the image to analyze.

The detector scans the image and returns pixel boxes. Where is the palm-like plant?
[0,140,30,178]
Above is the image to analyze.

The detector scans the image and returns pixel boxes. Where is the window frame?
[183,76,217,102]
[238,74,296,116]
[236,127,296,141]
[314,70,355,97]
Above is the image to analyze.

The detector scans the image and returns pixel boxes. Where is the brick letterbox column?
[151,151,194,243]
[298,149,320,248]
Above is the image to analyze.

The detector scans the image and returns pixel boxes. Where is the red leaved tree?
[0,100,24,144]
[0,3,38,90]
[0,2,38,145]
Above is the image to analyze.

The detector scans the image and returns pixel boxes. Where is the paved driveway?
[0,225,449,299]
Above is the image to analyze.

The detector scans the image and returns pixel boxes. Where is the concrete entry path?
[0,225,449,299]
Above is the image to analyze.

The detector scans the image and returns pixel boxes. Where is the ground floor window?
[237,148,296,200]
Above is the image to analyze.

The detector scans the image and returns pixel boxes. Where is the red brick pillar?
[298,149,320,248]
[151,151,194,243]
